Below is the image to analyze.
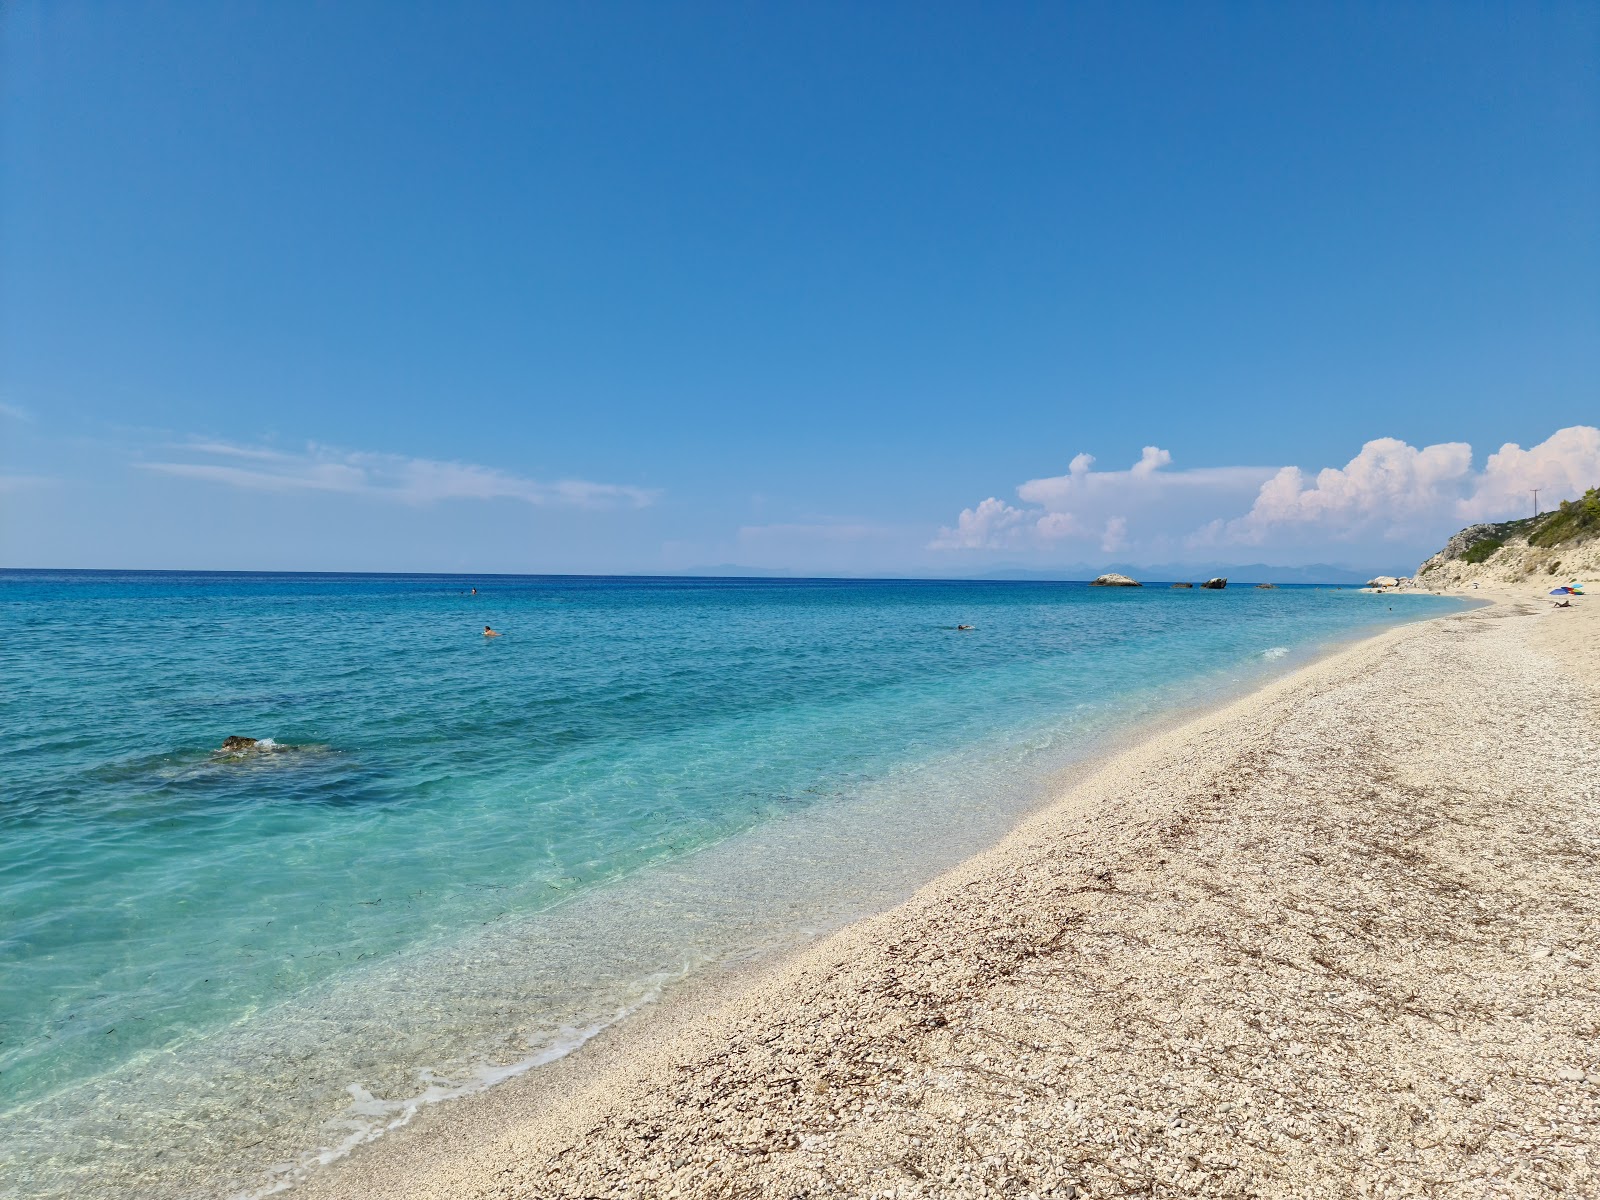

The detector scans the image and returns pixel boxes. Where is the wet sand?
[296,587,1599,1199]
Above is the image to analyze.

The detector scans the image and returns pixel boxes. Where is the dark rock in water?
[1171,582,1193,589]
[1200,577,1228,589]
[219,736,259,752]
[1090,573,1142,587]
[1255,583,1277,589]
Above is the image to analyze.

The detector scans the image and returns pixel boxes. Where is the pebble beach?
[292,585,1599,1199]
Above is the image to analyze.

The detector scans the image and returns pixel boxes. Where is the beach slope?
[304,595,1599,1199]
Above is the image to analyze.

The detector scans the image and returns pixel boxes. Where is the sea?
[0,570,1464,1198]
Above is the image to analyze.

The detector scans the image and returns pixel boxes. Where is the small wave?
[1262,647,1290,659]
[228,974,678,1200]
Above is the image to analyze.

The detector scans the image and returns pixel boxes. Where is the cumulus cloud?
[933,426,1600,562]
[933,446,1274,552]
[1034,511,1083,541]
[1461,426,1600,521]
[138,439,659,510]
[1226,426,1600,544]
[929,497,1031,550]
[1225,438,1473,543]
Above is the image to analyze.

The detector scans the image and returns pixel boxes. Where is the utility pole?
[1531,488,1540,518]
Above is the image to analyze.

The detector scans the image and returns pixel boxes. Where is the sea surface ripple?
[0,571,1463,1198]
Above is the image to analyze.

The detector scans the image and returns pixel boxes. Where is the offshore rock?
[1090,573,1142,587]
[1171,582,1193,589]
[1200,577,1228,589]
[218,736,259,752]
[1255,583,1277,589]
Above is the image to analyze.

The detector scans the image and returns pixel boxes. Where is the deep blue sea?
[0,571,1463,1198]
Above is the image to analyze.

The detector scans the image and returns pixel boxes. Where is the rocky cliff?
[1414,488,1600,588]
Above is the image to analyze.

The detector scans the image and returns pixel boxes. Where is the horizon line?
[0,565,1390,585]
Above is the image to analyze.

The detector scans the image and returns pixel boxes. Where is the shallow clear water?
[0,571,1463,1197]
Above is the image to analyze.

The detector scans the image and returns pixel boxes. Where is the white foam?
[228,977,675,1200]
[1263,647,1290,659]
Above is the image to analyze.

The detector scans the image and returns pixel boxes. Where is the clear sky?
[3,1,1597,576]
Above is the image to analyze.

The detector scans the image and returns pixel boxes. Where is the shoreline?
[258,603,1413,1194]
[293,584,1599,1198]
[5,584,1464,1200]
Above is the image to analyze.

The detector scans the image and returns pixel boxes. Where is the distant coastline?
[1,564,1387,585]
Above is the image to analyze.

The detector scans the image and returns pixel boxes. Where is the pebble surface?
[302,592,1600,1200]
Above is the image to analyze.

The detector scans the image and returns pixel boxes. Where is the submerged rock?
[1171,582,1194,589]
[1090,573,1142,587]
[214,736,294,757]
[1255,583,1277,589]
[1201,577,1228,589]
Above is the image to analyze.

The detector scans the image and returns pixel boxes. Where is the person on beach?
[483,625,502,637]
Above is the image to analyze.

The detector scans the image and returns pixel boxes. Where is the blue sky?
[3,1,1597,575]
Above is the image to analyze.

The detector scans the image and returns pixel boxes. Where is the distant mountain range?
[676,562,1394,585]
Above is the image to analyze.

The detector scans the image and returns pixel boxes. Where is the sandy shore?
[297,588,1599,1199]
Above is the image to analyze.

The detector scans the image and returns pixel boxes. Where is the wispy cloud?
[0,401,34,423]
[137,439,660,509]
[0,474,56,492]
[738,521,894,543]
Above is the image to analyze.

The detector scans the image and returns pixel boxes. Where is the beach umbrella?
[1550,587,1572,595]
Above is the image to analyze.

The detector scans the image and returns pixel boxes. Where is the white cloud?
[932,426,1600,563]
[934,446,1274,552]
[0,402,33,423]
[1016,449,1272,511]
[1226,437,1473,543]
[929,497,1031,550]
[1460,425,1600,521]
[176,441,296,462]
[0,473,55,492]
[1129,446,1171,478]
[137,439,659,510]
[1034,511,1082,541]
[1227,426,1600,543]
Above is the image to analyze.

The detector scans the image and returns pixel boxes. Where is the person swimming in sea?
[956,624,974,631]
[483,625,501,637]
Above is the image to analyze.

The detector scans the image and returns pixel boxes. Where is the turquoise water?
[0,571,1463,1197]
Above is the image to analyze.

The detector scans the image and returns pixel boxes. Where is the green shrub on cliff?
[1528,487,1600,548]
[1442,487,1599,565]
